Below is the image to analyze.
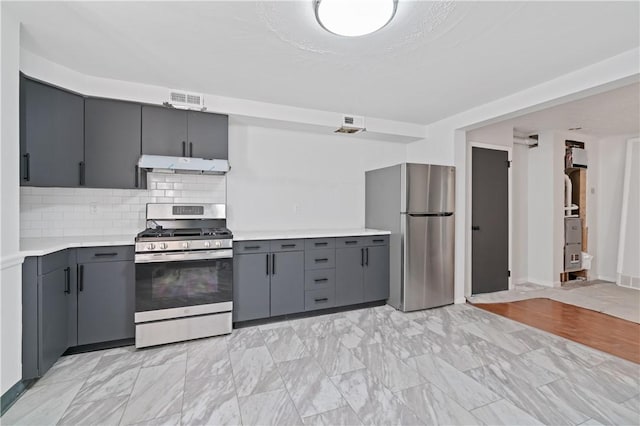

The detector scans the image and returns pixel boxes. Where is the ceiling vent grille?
[335,114,366,134]
[167,89,205,110]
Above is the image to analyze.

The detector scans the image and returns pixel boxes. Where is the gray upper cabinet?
[187,111,228,159]
[233,253,270,322]
[270,251,304,316]
[363,245,390,302]
[142,106,228,159]
[141,105,188,157]
[335,247,364,307]
[20,76,84,187]
[77,260,135,345]
[85,99,142,189]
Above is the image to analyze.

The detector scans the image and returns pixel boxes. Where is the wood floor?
[473,298,640,364]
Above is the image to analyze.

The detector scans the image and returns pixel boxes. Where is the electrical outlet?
[89,202,98,215]
[293,203,299,214]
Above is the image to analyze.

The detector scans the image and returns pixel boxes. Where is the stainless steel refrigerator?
[365,163,455,311]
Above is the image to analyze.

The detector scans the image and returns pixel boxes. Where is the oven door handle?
[135,249,233,264]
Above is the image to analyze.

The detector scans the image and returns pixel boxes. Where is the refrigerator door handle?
[406,212,454,217]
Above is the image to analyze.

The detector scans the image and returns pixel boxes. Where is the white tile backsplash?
[20,172,226,238]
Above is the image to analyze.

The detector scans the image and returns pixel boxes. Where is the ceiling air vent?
[335,114,366,134]
[166,89,206,111]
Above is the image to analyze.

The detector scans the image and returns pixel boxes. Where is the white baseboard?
[597,275,617,283]
[513,278,529,285]
[454,297,467,304]
[527,278,557,288]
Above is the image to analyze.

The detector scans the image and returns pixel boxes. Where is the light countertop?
[19,228,391,258]
[20,235,136,258]
[232,228,390,241]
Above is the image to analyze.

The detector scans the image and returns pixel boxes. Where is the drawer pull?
[281,244,296,248]
[314,297,329,303]
[314,278,328,283]
[94,252,118,257]
[315,258,329,263]
[373,239,384,243]
[245,246,261,250]
[314,242,328,247]
[345,240,358,245]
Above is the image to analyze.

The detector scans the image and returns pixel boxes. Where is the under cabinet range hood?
[138,155,229,175]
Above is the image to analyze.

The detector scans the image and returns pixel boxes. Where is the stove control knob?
[215,240,222,248]
[204,241,211,248]
[159,243,167,250]
[182,242,190,249]
[146,244,156,250]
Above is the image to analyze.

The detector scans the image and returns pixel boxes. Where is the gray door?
[187,111,228,159]
[141,105,187,157]
[472,147,509,294]
[335,247,364,306]
[21,77,84,187]
[233,253,270,321]
[270,251,304,316]
[404,164,455,213]
[363,245,390,302]
[404,215,455,310]
[39,268,69,374]
[77,261,135,345]
[85,99,142,189]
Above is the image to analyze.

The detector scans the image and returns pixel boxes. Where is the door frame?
[466,142,513,296]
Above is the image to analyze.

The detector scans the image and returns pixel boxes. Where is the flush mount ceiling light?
[314,0,398,37]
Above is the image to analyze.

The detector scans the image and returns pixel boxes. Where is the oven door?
[135,249,232,320]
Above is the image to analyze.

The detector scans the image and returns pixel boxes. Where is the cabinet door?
[363,245,390,302]
[22,258,39,379]
[77,261,135,345]
[21,77,84,187]
[233,253,270,322]
[141,105,187,157]
[38,267,70,375]
[187,111,228,159]
[335,247,364,307]
[270,251,304,317]
[85,99,142,189]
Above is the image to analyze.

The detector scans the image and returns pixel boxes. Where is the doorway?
[471,145,511,294]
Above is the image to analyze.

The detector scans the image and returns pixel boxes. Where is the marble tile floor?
[467,281,640,323]
[3,303,639,426]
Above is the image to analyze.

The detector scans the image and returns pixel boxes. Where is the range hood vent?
[138,155,229,175]
[167,89,205,110]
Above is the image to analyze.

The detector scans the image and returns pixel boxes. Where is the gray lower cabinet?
[270,251,304,316]
[84,99,142,189]
[335,247,365,307]
[20,76,84,187]
[233,242,304,322]
[77,260,135,345]
[363,245,390,302]
[22,245,135,380]
[336,237,390,307]
[233,253,270,322]
[39,266,71,375]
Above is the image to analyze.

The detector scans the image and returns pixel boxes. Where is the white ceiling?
[470,82,640,137]
[5,1,640,124]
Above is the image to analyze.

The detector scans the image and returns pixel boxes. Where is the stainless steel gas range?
[134,203,233,348]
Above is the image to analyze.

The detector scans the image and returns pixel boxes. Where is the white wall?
[406,48,639,300]
[596,135,636,281]
[226,124,407,231]
[20,174,226,238]
[1,5,23,396]
[618,138,640,287]
[512,144,529,283]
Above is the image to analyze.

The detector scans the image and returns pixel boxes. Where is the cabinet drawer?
[39,249,70,275]
[270,239,304,252]
[234,241,270,254]
[305,288,335,311]
[76,246,134,263]
[305,269,335,291]
[305,249,336,270]
[364,235,389,246]
[305,238,335,250]
[335,237,365,248]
